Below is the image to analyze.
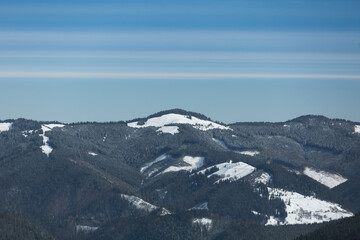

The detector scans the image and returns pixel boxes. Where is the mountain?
[0,210,56,240]
[0,110,360,239]
[296,212,360,240]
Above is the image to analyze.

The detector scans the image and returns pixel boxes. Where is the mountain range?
[1,109,359,239]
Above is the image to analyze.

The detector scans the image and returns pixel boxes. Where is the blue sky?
[1,0,360,123]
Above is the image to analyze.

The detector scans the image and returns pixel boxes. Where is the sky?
[0,0,360,123]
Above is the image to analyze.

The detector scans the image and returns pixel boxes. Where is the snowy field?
[303,167,347,189]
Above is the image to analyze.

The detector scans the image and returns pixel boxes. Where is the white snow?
[212,138,229,150]
[121,194,159,212]
[0,122,12,132]
[252,210,261,215]
[354,125,360,134]
[303,167,347,189]
[212,138,260,156]
[120,194,171,215]
[160,208,172,216]
[192,218,212,230]
[190,202,209,211]
[157,126,179,135]
[75,225,98,232]
[255,172,271,185]
[266,188,353,225]
[140,154,168,173]
[235,150,260,156]
[198,161,256,184]
[283,124,290,127]
[161,156,205,174]
[88,152,98,156]
[39,124,64,157]
[127,113,231,133]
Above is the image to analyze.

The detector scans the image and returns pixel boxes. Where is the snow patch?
[160,208,172,216]
[266,188,353,225]
[0,122,12,132]
[255,172,271,185]
[128,113,231,133]
[88,152,98,156]
[190,202,209,211]
[198,161,256,184]
[161,156,204,174]
[76,225,98,233]
[303,167,347,189]
[120,194,171,216]
[121,194,159,212]
[252,210,261,215]
[192,218,212,230]
[39,124,64,157]
[157,126,179,135]
[140,154,169,173]
[354,125,360,134]
[235,150,260,156]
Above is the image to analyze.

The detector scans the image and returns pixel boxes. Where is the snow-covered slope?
[266,188,353,225]
[198,161,256,183]
[128,113,231,132]
[120,194,171,215]
[160,156,204,174]
[140,154,169,173]
[39,124,65,157]
[303,167,347,189]
[0,122,12,132]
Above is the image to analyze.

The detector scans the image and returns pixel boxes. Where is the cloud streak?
[1,71,359,80]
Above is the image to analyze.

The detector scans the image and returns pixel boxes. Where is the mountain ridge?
[0,109,359,239]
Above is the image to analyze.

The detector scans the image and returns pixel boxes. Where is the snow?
[140,154,168,173]
[0,122,12,132]
[252,210,261,215]
[266,188,353,225]
[354,125,360,134]
[283,124,290,127]
[39,124,64,157]
[192,218,212,230]
[88,152,98,156]
[157,126,179,135]
[235,150,260,156]
[161,156,204,174]
[198,161,256,184]
[255,172,271,185]
[303,167,347,189]
[76,225,98,232]
[212,138,229,150]
[212,138,260,156]
[121,194,159,212]
[127,113,231,133]
[160,208,172,216]
[120,194,171,216]
[190,202,209,211]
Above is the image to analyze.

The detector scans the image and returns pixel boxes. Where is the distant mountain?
[0,109,359,239]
